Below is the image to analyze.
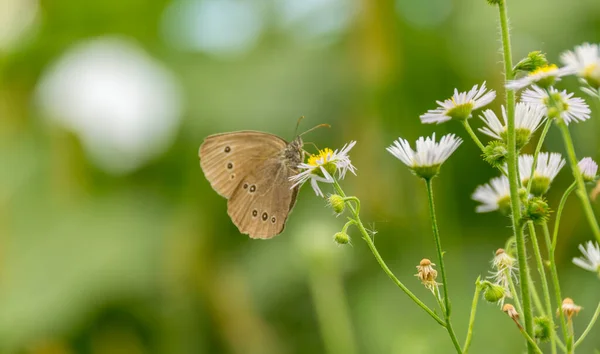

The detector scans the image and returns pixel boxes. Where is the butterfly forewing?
[199,131,287,198]
[227,157,299,239]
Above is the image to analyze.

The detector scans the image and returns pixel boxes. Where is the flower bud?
[486,0,501,5]
[482,281,506,303]
[333,231,350,245]
[328,194,345,214]
[523,197,551,224]
[483,141,508,168]
[534,316,552,342]
[513,51,548,74]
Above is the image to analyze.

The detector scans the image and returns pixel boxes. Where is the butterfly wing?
[227,157,299,239]
[199,131,287,199]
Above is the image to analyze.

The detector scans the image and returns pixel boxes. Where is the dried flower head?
[561,298,582,320]
[415,258,439,292]
[503,304,520,321]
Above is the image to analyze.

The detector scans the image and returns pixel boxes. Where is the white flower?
[572,241,600,275]
[420,82,496,124]
[560,43,600,87]
[290,141,357,197]
[579,157,598,182]
[506,64,572,91]
[521,86,591,125]
[472,176,511,213]
[387,133,462,179]
[519,152,565,183]
[478,103,546,146]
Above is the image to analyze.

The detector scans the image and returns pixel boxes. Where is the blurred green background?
[1,0,600,353]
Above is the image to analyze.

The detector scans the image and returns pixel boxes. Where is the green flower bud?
[534,316,553,342]
[526,176,551,196]
[486,0,502,5]
[482,141,508,168]
[334,231,350,245]
[481,281,506,303]
[523,197,551,224]
[328,194,345,214]
[513,51,548,74]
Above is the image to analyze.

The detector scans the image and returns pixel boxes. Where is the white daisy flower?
[506,64,572,91]
[290,141,357,197]
[472,176,511,213]
[572,241,600,275]
[420,82,496,124]
[478,102,546,148]
[387,133,462,179]
[521,86,591,125]
[560,43,600,88]
[518,152,565,195]
[579,157,598,182]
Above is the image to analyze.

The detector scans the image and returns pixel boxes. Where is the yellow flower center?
[307,148,334,166]
[529,64,558,76]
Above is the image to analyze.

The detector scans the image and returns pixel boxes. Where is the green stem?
[463,279,482,354]
[553,182,577,249]
[461,119,485,152]
[557,121,600,243]
[542,222,569,349]
[497,0,535,349]
[515,324,545,354]
[527,222,556,354]
[574,301,600,348]
[331,181,446,327]
[527,270,545,316]
[526,118,553,195]
[506,269,523,314]
[424,178,462,353]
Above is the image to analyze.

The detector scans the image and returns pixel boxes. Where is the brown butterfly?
[198,124,327,239]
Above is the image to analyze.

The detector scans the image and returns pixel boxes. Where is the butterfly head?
[284,136,304,169]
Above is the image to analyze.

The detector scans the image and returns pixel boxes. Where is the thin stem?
[461,120,485,152]
[557,121,600,243]
[497,0,535,348]
[527,270,545,316]
[463,279,482,354]
[331,181,446,327]
[526,118,553,195]
[515,324,545,354]
[424,178,462,353]
[527,222,556,354]
[506,270,523,314]
[574,301,600,348]
[542,222,569,348]
[553,182,577,249]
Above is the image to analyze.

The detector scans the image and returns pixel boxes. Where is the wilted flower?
[387,133,462,179]
[420,82,496,124]
[521,86,591,125]
[503,304,520,321]
[290,141,357,197]
[561,298,582,320]
[415,258,440,293]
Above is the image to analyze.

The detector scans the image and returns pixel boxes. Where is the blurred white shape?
[277,0,354,42]
[0,0,39,50]
[161,0,263,57]
[396,0,452,29]
[36,37,182,174]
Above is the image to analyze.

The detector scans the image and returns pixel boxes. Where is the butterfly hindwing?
[227,157,299,239]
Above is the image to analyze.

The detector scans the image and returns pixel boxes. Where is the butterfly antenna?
[299,123,330,137]
[293,116,305,137]
[302,141,320,153]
